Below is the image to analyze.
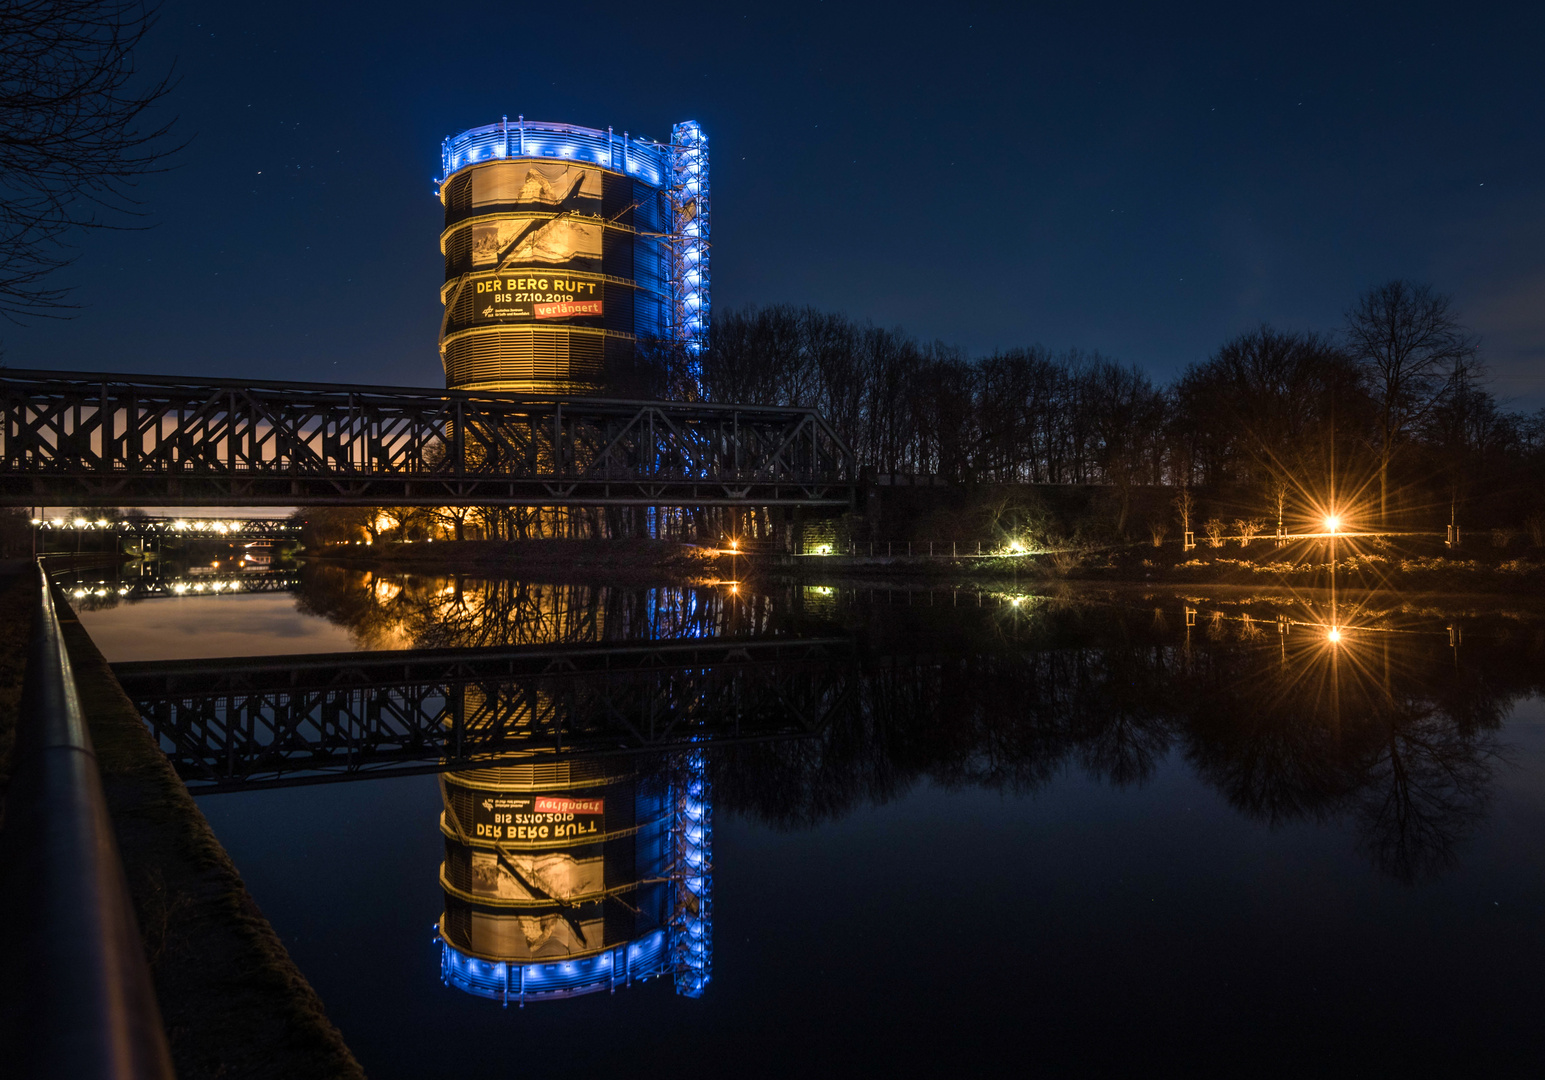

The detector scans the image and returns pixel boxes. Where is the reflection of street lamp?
[1324,513,1340,632]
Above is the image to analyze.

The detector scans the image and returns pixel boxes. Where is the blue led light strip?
[669,746,713,998]
[667,122,711,381]
[439,932,670,1005]
[438,119,673,188]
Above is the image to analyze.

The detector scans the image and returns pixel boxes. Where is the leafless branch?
[0,0,181,321]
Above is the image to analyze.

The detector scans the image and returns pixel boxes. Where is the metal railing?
[0,561,174,1078]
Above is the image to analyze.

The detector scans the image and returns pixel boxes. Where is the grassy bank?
[304,532,1545,597]
[773,540,1545,596]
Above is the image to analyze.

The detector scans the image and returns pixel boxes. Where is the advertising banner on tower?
[470,216,602,270]
[468,850,604,902]
[461,271,606,324]
[471,162,602,214]
[468,792,607,843]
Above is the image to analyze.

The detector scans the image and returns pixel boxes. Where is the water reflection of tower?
[436,750,712,1004]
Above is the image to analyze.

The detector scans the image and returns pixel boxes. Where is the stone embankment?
[0,561,364,1080]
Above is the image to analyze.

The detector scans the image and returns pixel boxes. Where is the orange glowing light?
[1327,628,1342,643]
[1323,515,1341,533]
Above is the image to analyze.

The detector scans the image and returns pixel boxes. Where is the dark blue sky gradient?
[5,1,1544,406]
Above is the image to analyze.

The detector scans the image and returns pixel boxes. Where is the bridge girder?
[0,370,856,508]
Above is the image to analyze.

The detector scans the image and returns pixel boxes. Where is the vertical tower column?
[669,746,712,997]
[668,121,711,393]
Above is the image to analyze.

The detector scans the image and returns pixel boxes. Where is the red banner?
[533,300,603,319]
[533,797,605,815]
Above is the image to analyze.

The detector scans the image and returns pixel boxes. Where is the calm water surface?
[65,564,1545,1076]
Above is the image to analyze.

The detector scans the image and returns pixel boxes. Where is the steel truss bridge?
[114,516,299,537]
[0,370,855,508]
[113,636,856,793]
[58,568,302,603]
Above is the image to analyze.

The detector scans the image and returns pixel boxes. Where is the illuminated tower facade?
[436,118,710,396]
[436,749,712,1003]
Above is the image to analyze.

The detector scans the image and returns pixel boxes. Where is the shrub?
[1204,519,1225,548]
[1524,512,1545,547]
[1048,546,1082,574]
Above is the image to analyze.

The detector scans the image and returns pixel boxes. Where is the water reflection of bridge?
[114,637,855,793]
[59,567,302,603]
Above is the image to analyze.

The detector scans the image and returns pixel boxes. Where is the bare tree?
[1173,488,1195,547]
[0,0,178,321]
[1269,475,1290,538]
[1083,359,1165,536]
[1344,281,1479,524]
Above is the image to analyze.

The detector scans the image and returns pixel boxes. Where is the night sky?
[5,1,1544,407]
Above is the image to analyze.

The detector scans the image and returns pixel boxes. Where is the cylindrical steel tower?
[436,756,676,1002]
[436,118,709,396]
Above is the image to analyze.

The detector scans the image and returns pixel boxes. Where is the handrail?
[0,561,175,1079]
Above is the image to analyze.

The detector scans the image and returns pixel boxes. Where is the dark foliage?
[631,289,1544,534]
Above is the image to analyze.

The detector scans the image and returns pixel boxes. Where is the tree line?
[299,279,1544,546]
[630,281,1542,532]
